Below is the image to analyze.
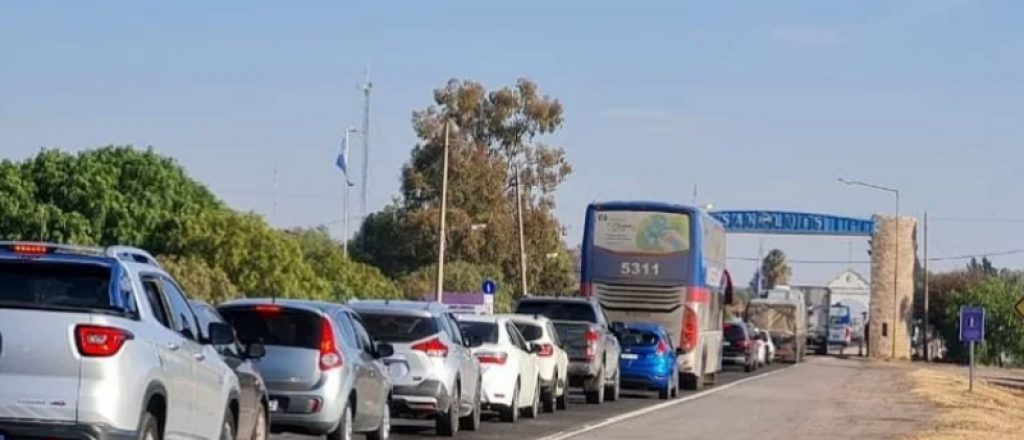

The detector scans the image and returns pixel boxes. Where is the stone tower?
[868,215,917,360]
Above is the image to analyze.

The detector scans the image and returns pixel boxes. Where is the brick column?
[869,215,916,360]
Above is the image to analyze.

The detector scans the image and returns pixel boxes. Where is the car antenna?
[271,290,277,305]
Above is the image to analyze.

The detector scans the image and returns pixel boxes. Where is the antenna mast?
[360,67,372,232]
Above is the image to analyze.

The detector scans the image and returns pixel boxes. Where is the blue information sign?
[959,307,985,343]
[709,211,876,236]
[481,279,497,295]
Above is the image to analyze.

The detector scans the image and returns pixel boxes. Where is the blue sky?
[2,0,1022,285]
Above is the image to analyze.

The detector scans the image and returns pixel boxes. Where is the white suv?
[0,242,241,440]
[499,314,570,411]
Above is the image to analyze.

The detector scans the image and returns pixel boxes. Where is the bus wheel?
[681,373,703,391]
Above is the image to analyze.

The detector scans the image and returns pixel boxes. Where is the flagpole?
[343,129,351,257]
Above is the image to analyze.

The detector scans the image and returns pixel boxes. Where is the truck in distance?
[745,289,807,363]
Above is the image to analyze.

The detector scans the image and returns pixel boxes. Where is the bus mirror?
[723,270,735,305]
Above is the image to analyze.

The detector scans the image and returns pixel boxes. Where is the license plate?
[621,353,638,360]
[268,400,279,412]
[722,341,731,347]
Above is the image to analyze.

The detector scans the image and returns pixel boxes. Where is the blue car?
[615,323,678,399]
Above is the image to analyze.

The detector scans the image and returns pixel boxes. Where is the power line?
[928,217,1024,224]
[727,248,1024,264]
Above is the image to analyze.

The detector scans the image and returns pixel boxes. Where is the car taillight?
[412,337,449,357]
[319,317,343,370]
[255,304,281,314]
[580,282,593,297]
[476,351,508,365]
[584,328,599,361]
[681,307,698,352]
[13,244,48,255]
[656,339,670,356]
[537,343,555,357]
[75,325,133,357]
[735,339,750,350]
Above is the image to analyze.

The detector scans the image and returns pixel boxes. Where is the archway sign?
[708,210,875,236]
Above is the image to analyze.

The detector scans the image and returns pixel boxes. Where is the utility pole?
[756,237,764,297]
[434,121,451,303]
[923,211,930,362]
[515,161,529,298]
[692,184,698,205]
[360,67,372,249]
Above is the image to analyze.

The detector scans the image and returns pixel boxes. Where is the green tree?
[943,276,1024,366]
[289,227,402,302]
[0,146,221,251]
[160,255,241,304]
[353,78,574,298]
[760,249,792,289]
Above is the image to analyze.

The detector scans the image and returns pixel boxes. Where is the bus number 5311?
[621,262,660,276]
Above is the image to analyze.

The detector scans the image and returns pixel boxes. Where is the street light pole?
[435,121,451,303]
[838,178,901,360]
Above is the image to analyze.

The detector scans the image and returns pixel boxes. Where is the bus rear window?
[0,260,113,310]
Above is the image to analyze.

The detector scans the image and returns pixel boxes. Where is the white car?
[456,314,543,423]
[757,329,776,365]
[498,314,570,412]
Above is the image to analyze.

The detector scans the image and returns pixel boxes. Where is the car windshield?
[724,324,748,341]
[458,321,499,344]
[219,307,322,349]
[0,260,113,311]
[617,329,659,347]
[513,322,544,342]
[357,312,440,343]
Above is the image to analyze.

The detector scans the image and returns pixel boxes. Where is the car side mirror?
[207,322,234,345]
[245,342,266,359]
[375,343,395,359]
[723,270,735,305]
[529,343,543,354]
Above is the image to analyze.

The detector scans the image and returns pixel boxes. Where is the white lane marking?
[534,365,800,440]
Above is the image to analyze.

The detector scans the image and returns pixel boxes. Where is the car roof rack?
[0,241,162,269]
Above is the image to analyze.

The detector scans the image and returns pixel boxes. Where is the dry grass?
[908,368,1024,440]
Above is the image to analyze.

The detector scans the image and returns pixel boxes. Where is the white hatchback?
[497,314,570,412]
[456,315,543,423]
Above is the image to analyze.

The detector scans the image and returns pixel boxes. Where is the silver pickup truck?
[514,297,621,404]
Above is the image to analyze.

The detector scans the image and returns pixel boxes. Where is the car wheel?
[220,408,236,440]
[366,402,390,440]
[585,369,605,404]
[522,379,541,419]
[327,404,354,440]
[605,370,621,402]
[500,380,520,423]
[251,403,268,440]
[542,376,557,413]
[436,386,459,437]
[459,382,481,431]
[138,411,161,440]
[556,377,570,411]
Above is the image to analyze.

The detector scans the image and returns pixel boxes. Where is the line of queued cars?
[0,241,773,440]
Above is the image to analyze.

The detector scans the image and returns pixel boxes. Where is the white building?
[826,269,871,336]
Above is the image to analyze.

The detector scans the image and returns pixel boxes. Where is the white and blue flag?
[335,136,355,186]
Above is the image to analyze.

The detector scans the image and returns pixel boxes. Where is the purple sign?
[423,292,488,304]
[959,307,985,343]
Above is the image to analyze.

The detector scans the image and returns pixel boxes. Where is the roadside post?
[958,306,985,392]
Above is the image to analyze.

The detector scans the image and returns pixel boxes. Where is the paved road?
[271,362,791,440]
[555,356,933,440]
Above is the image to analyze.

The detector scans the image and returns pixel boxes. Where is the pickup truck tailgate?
[553,321,591,361]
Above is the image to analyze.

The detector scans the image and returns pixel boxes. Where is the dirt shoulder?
[907,364,1024,440]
